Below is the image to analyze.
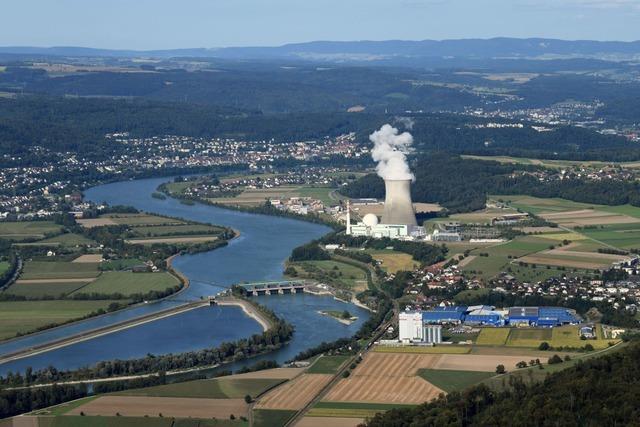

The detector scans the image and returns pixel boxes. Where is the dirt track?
[66,395,248,418]
[256,374,333,410]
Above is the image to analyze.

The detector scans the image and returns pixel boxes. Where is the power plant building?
[346,178,426,240]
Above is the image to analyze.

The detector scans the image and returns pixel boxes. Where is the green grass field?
[118,377,284,399]
[287,260,367,290]
[20,261,100,280]
[506,328,553,347]
[99,258,143,271]
[0,300,124,340]
[0,221,62,241]
[308,402,415,418]
[105,214,184,226]
[501,325,615,349]
[131,224,222,237]
[418,369,495,392]
[307,355,350,374]
[253,409,296,427]
[476,328,510,346]
[0,261,9,276]
[5,281,89,298]
[71,272,179,296]
[37,233,96,246]
[373,345,471,354]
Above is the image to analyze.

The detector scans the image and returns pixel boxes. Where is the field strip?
[15,278,97,284]
[298,416,366,426]
[65,395,248,418]
[126,236,217,244]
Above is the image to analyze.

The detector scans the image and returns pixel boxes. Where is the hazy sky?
[1,0,639,49]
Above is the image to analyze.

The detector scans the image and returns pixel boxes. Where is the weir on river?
[0,177,370,375]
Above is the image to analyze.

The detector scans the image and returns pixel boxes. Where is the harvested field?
[230,367,304,380]
[368,251,419,274]
[255,374,332,410]
[324,353,443,404]
[72,254,104,263]
[77,218,117,228]
[66,395,248,419]
[540,209,640,227]
[298,417,365,427]
[126,236,217,244]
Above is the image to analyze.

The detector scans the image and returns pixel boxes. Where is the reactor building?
[346,178,425,239]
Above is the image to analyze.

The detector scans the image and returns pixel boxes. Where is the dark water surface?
[0,177,369,374]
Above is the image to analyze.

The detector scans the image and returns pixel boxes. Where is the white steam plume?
[369,124,414,181]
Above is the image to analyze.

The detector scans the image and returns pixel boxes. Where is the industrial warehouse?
[398,305,581,343]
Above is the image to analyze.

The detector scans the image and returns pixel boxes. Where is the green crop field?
[373,345,471,354]
[476,328,510,346]
[418,369,495,393]
[287,260,367,290]
[507,328,553,347]
[37,233,96,246]
[581,227,640,249]
[105,214,184,226]
[71,272,179,296]
[253,409,296,427]
[307,355,350,374]
[296,186,335,205]
[0,261,9,276]
[0,300,124,340]
[309,402,415,418]
[20,261,100,280]
[118,377,284,399]
[0,221,62,241]
[131,224,222,237]
[5,281,89,298]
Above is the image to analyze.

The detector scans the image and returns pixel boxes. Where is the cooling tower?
[382,179,417,226]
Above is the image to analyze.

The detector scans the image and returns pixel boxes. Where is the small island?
[319,309,358,325]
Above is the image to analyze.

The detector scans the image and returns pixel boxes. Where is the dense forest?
[341,154,640,213]
[366,341,640,427]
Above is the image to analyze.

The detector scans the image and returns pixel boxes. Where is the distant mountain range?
[2,38,640,63]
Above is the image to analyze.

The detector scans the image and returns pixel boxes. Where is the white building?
[399,311,442,344]
[346,202,425,240]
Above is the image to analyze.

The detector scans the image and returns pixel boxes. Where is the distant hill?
[2,38,640,63]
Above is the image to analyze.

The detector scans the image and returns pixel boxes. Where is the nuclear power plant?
[346,178,426,240]
[382,179,417,226]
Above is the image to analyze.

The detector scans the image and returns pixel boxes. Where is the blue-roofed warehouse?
[418,305,579,327]
[422,306,467,324]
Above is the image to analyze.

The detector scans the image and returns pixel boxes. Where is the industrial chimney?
[382,179,417,226]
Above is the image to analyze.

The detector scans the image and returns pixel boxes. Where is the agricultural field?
[306,401,415,421]
[70,271,179,296]
[373,345,471,354]
[5,281,91,298]
[253,409,296,427]
[504,325,615,349]
[118,376,285,399]
[580,223,640,249]
[417,369,495,392]
[212,185,336,207]
[0,261,9,276]
[0,300,124,340]
[65,395,248,419]
[31,233,96,247]
[476,328,510,346]
[20,261,100,280]
[102,213,184,226]
[366,250,419,274]
[255,374,333,410]
[307,355,350,374]
[286,260,367,291]
[130,224,223,237]
[0,221,63,241]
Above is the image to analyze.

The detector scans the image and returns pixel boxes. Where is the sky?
[1,0,639,49]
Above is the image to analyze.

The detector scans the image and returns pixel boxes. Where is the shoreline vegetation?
[318,310,358,325]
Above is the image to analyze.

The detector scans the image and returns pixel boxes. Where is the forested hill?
[340,154,640,213]
[366,342,640,427]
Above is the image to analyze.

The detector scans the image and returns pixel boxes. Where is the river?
[0,177,370,375]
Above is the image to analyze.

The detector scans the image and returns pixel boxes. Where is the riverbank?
[216,296,272,332]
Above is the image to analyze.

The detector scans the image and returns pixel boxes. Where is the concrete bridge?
[237,280,310,296]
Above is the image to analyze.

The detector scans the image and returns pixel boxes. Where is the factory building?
[400,306,580,333]
[398,312,442,343]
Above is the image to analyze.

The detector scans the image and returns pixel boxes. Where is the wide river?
[0,177,370,375]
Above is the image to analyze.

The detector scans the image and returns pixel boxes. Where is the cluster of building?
[398,305,581,343]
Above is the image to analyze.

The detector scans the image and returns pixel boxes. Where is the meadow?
[118,377,285,399]
[71,272,179,296]
[417,369,495,393]
[0,300,124,340]
[366,250,419,273]
[0,221,62,241]
[307,355,350,374]
[286,260,367,291]
[20,261,100,280]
